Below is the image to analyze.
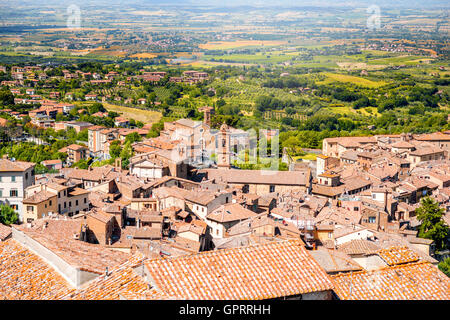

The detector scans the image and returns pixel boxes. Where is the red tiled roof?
[331,261,450,300]
[14,223,130,274]
[207,203,257,223]
[0,239,75,299]
[144,240,334,300]
[64,253,171,300]
[376,246,420,266]
[0,224,12,241]
[0,159,35,172]
[338,240,381,256]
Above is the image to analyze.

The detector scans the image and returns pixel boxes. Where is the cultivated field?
[199,40,287,50]
[103,103,162,124]
[320,73,388,88]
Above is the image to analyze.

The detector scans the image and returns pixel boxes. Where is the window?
[49,200,52,206]
[27,206,34,212]
[368,216,376,223]
[328,232,333,239]
[25,173,28,180]
[10,189,18,197]
[0,189,2,197]
[27,218,34,223]
[64,202,66,208]
[354,207,359,211]
[84,198,87,203]
[11,176,16,182]
[76,200,79,206]
[269,185,275,193]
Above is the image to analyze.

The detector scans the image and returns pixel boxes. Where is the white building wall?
[0,167,35,222]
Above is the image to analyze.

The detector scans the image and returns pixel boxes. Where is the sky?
[4,0,450,8]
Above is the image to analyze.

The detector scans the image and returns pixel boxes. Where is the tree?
[124,132,142,144]
[416,197,449,251]
[77,129,88,142]
[72,159,90,169]
[119,141,133,169]
[0,204,18,225]
[0,87,14,106]
[109,140,122,159]
[438,258,450,277]
[88,102,106,114]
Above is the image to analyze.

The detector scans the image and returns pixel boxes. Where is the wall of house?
[86,216,113,245]
[231,183,307,196]
[335,228,374,246]
[253,224,274,237]
[23,195,57,223]
[59,193,90,216]
[158,196,185,211]
[130,200,158,211]
[353,255,387,271]
[409,242,431,256]
[205,219,226,238]
[177,230,200,242]
[0,167,35,221]
[316,229,334,243]
[12,228,99,288]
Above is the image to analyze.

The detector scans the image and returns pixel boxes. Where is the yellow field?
[337,62,386,70]
[89,46,127,57]
[129,10,174,16]
[103,103,162,125]
[321,73,388,88]
[178,60,255,67]
[199,40,287,50]
[325,105,380,117]
[130,53,158,59]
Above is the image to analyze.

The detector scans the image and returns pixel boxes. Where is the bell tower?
[217,123,231,169]
[199,106,214,127]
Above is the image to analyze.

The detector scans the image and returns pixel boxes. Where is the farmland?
[102,104,162,124]
[0,1,447,140]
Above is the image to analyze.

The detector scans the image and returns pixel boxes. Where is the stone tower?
[199,106,214,127]
[217,123,231,169]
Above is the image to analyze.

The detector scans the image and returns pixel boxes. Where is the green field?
[319,72,388,88]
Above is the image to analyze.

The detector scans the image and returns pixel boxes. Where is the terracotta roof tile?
[332,261,450,300]
[14,222,130,274]
[338,240,381,256]
[144,240,334,300]
[0,224,12,241]
[0,159,35,172]
[0,239,75,299]
[65,253,172,300]
[376,246,420,266]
